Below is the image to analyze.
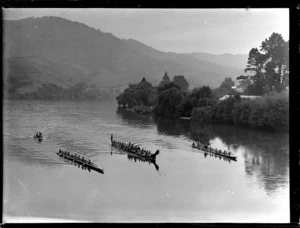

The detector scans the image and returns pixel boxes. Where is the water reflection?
[116,108,154,128]
[154,117,191,136]
[202,152,234,163]
[33,137,43,143]
[57,154,104,174]
[190,122,216,145]
[153,118,289,196]
[127,154,160,171]
[5,101,289,213]
[192,123,289,195]
[110,148,160,172]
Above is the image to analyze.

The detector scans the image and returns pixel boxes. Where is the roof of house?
[219,95,261,101]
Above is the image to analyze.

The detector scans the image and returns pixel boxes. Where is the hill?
[187,52,248,70]
[3,16,245,99]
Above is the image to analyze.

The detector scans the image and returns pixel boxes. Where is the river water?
[3,100,289,223]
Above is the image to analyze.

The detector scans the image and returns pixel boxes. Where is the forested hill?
[4,16,244,99]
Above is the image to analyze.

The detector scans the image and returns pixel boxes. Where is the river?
[3,100,289,223]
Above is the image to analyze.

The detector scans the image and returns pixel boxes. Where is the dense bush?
[157,81,181,93]
[178,86,214,117]
[116,77,158,108]
[191,91,289,131]
[178,96,197,117]
[154,87,184,118]
[191,106,213,122]
[232,99,252,125]
[117,74,288,132]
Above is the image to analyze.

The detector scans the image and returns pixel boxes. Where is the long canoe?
[57,152,104,174]
[111,134,159,161]
[192,144,237,161]
[112,145,158,161]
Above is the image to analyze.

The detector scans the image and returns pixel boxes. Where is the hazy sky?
[4,8,289,54]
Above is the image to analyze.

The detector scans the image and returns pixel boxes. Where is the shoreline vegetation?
[117,77,288,132]
[117,33,289,132]
[4,82,113,101]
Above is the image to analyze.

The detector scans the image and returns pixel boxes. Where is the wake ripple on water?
[4,141,66,167]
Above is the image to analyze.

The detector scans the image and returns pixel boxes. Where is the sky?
[3,8,289,55]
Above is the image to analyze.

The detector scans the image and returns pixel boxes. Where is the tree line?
[6,82,112,101]
[116,33,289,132]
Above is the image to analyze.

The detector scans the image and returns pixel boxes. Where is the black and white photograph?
[2,8,290,223]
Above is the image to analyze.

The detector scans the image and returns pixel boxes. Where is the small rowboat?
[192,144,237,161]
[57,151,104,174]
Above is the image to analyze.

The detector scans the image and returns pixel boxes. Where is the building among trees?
[219,94,261,101]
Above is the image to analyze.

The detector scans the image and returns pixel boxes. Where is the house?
[231,85,245,93]
[219,95,261,101]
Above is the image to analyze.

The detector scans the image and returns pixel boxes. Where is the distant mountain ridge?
[187,52,248,70]
[4,16,247,98]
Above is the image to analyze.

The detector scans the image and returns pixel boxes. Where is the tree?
[157,81,181,93]
[173,75,189,91]
[239,33,289,94]
[212,77,235,98]
[139,77,152,88]
[260,33,289,92]
[158,71,171,87]
[116,77,157,107]
[178,86,213,117]
[155,88,184,118]
[220,77,235,91]
[244,48,266,76]
[162,71,170,82]
[191,86,212,100]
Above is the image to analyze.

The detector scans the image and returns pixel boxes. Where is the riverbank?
[118,104,153,115]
